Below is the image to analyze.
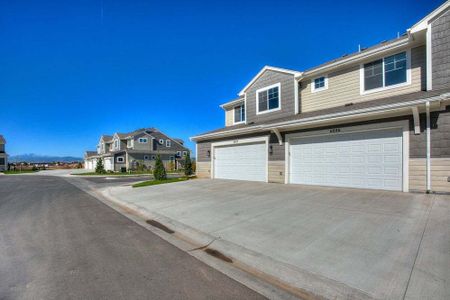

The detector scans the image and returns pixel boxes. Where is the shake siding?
[300,46,426,112]
[431,8,450,90]
[245,70,296,123]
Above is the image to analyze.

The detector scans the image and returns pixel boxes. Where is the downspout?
[426,101,431,193]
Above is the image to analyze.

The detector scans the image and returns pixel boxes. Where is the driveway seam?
[401,195,435,300]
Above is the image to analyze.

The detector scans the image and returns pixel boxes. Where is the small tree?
[184,152,193,176]
[95,157,105,174]
[153,155,166,180]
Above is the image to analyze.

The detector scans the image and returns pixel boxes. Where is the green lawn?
[132,177,191,188]
[2,170,39,174]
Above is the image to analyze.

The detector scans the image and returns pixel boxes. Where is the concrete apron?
[97,186,376,300]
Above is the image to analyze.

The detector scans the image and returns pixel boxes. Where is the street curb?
[99,186,376,300]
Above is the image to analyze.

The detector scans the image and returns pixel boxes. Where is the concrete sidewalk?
[100,179,450,300]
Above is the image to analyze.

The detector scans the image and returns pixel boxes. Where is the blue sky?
[0,0,443,157]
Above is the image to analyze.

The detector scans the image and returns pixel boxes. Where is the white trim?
[408,1,450,33]
[190,93,450,141]
[238,66,302,96]
[220,98,244,109]
[244,93,248,124]
[426,24,432,90]
[426,101,431,192]
[210,136,269,182]
[138,137,148,143]
[116,156,125,163]
[294,78,299,114]
[256,83,281,115]
[285,120,409,192]
[232,103,246,125]
[159,139,164,145]
[165,139,171,147]
[359,49,411,95]
[144,155,150,160]
[311,75,328,93]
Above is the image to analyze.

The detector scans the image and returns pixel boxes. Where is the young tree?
[153,155,167,180]
[184,151,193,176]
[95,157,105,174]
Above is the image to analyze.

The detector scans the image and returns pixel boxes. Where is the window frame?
[233,104,246,124]
[159,139,164,145]
[183,151,187,157]
[116,156,125,163]
[165,140,171,147]
[138,137,148,143]
[360,49,411,95]
[256,83,281,115]
[311,75,328,93]
[144,155,149,160]
[176,151,181,157]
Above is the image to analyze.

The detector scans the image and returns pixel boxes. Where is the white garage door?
[104,158,113,171]
[214,142,267,182]
[289,128,403,191]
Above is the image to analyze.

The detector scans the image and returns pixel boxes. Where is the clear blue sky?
[0,0,443,157]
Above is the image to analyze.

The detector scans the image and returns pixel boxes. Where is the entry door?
[289,129,403,191]
[214,142,267,182]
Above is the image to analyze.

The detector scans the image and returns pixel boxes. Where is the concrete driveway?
[104,179,450,300]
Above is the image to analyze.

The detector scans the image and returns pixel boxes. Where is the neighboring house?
[85,128,190,172]
[191,2,450,193]
[0,135,6,171]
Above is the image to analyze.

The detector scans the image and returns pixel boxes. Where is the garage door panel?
[214,142,266,182]
[290,128,403,191]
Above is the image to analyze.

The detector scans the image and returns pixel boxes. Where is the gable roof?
[238,66,302,96]
[409,0,450,33]
[100,135,113,143]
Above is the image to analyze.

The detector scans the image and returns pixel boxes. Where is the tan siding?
[225,109,234,126]
[300,46,426,113]
[268,161,285,183]
[196,161,211,178]
[409,158,450,193]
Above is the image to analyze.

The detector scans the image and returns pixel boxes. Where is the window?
[114,140,119,149]
[151,155,156,160]
[144,155,149,160]
[169,156,175,161]
[183,151,187,157]
[256,83,280,114]
[311,76,328,92]
[176,151,181,157]
[117,156,124,163]
[138,138,148,143]
[362,51,409,92]
[234,104,245,123]
[159,139,164,145]
[166,140,171,147]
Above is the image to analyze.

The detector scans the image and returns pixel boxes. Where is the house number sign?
[329,128,341,133]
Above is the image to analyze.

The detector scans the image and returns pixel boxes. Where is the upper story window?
[166,140,171,147]
[256,83,280,114]
[117,156,124,163]
[159,139,164,145]
[311,76,328,92]
[176,151,181,157]
[114,140,119,149]
[127,139,133,148]
[362,51,409,93]
[234,104,245,124]
[138,138,148,143]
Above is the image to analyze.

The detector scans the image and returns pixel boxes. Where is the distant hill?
[8,153,83,163]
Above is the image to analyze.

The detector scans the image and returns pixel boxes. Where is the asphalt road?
[0,175,265,300]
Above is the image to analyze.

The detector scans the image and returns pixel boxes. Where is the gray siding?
[151,131,188,152]
[0,144,4,152]
[431,8,450,90]
[245,70,297,124]
[410,106,450,158]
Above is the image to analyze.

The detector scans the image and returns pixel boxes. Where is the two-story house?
[85,128,190,172]
[0,135,7,171]
[191,2,450,193]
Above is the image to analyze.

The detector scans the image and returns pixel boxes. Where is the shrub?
[153,155,167,180]
[184,152,193,176]
[32,165,38,171]
[95,158,106,174]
